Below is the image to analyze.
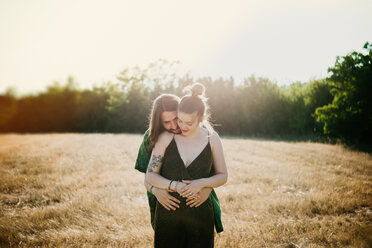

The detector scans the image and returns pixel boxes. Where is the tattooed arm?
[147,154,163,173]
[145,132,178,190]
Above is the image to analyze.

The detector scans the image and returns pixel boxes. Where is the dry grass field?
[0,134,371,248]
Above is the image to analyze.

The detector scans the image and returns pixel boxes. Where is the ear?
[200,115,205,121]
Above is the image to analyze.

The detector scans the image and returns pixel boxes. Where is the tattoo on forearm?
[147,154,162,173]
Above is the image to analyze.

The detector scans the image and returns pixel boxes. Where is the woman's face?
[177,111,201,136]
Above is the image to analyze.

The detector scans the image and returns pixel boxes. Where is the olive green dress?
[154,138,215,248]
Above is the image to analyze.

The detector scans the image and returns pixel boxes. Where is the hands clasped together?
[153,179,212,211]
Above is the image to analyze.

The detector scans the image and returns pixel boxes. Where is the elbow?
[215,172,228,186]
[222,173,228,185]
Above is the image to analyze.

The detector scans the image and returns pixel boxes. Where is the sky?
[0,0,371,95]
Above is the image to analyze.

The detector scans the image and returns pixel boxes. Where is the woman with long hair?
[146,83,228,248]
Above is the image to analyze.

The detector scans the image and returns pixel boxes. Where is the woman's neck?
[183,126,201,139]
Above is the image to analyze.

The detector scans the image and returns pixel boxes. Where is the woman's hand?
[176,181,200,199]
[186,187,212,207]
[152,187,180,211]
[179,179,206,199]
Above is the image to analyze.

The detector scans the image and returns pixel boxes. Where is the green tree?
[75,86,111,132]
[315,42,372,147]
[0,88,17,131]
[6,77,80,132]
[284,80,333,137]
[304,80,333,135]
[235,75,288,137]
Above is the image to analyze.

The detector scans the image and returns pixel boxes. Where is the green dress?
[154,138,215,248]
[134,130,223,233]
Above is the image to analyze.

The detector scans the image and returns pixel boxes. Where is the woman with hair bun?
[146,83,228,248]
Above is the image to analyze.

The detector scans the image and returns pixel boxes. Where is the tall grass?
[0,134,371,247]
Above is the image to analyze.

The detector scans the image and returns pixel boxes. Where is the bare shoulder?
[209,131,222,150]
[157,131,174,146]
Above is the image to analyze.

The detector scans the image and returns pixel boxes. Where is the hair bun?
[186,83,205,97]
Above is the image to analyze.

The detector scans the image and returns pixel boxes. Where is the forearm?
[143,178,153,193]
[146,172,173,190]
[199,173,228,188]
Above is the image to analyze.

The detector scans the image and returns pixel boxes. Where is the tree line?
[0,44,371,151]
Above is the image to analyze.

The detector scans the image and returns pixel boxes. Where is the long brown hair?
[148,94,180,148]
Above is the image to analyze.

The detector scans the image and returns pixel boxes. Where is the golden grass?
[0,134,371,247]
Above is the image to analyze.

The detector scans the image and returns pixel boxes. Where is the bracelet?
[150,185,154,194]
[168,180,173,191]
